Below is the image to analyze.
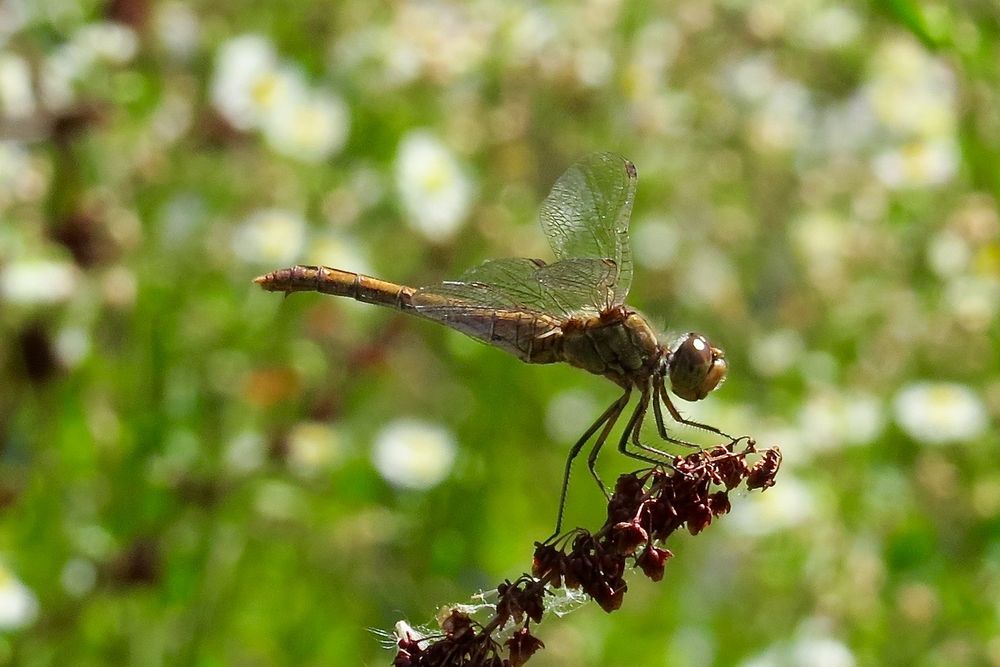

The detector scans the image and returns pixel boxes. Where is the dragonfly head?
[665,333,727,402]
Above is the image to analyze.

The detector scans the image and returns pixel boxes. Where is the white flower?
[154,2,201,60]
[872,139,959,189]
[866,38,956,139]
[893,382,988,445]
[286,421,343,478]
[927,229,971,278]
[262,89,349,163]
[231,208,306,265]
[796,6,861,50]
[40,46,79,111]
[632,217,679,270]
[210,34,290,130]
[0,53,35,118]
[945,275,1000,331]
[741,633,855,667]
[797,389,884,451]
[395,132,472,242]
[372,419,456,490]
[0,259,78,304]
[54,326,91,368]
[749,329,805,378]
[73,22,138,65]
[0,564,38,630]
[676,246,738,311]
[223,430,266,476]
[38,21,138,111]
[0,140,32,201]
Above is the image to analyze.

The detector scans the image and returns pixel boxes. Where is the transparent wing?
[534,258,618,315]
[413,256,614,319]
[411,267,561,361]
[539,152,637,305]
[456,257,553,312]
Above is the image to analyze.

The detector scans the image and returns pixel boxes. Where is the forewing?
[539,152,637,304]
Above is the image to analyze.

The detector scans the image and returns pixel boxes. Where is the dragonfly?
[255,152,731,536]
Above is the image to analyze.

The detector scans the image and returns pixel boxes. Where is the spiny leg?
[652,380,701,448]
[659,377,733,441]
[585,390,634,500]
[616,388,680,468]
[548,388,631,541]
[624,381,677,462]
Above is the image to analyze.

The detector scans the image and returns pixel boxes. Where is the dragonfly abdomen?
[254,265,415,310]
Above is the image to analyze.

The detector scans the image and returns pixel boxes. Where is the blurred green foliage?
[2,0,1000,665]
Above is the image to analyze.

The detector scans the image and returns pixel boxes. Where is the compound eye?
[669,333,728,402]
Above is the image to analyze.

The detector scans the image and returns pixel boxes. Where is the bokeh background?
[2,0,999,665]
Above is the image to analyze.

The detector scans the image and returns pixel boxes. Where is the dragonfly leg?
[625,384,676,462]
[654,378,732,445]
[585,392,634,500]
[616,387,676,468]
[652,380,700,448]
[548,387,631,542]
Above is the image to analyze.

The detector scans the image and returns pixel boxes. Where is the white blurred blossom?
[211,34,286,130]
[927,229,971,278]
[286,421,343,478]
[0,140,42,203]
[54,326,91,368]
[797,389,884,451]
[872,139,959,189]
[262,89,349,163]
[864,37,958,188]
[632,217,680,270]
[38,21,139,111]
[676,246,739,311]
[0,53,35,118]
[395,132,472,241]
[504,6,559,68]
[0,259,78,304]
[791,210,848,292]
[796,5,861,49]
[866,38,956,139]
[372,419,456,490]
[741,631,855,667]
[211,34,350,163]
[750,80,813,153]
[74,22,138,64]
[750,329,805,377]
[154,2,201,60]
[336,2,494,87]
[231,208,306,265]
[224,430,266,475]
[0,564,38,630]
[945,275,1000,331]
[893,382,988,445]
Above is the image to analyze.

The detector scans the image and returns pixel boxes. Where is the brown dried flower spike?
[394,438,781,666]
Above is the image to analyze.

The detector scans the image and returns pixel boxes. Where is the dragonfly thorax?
[559,306,662,384]
[662,333,728,402]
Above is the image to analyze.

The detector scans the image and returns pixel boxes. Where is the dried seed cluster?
[393,439,781,666]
